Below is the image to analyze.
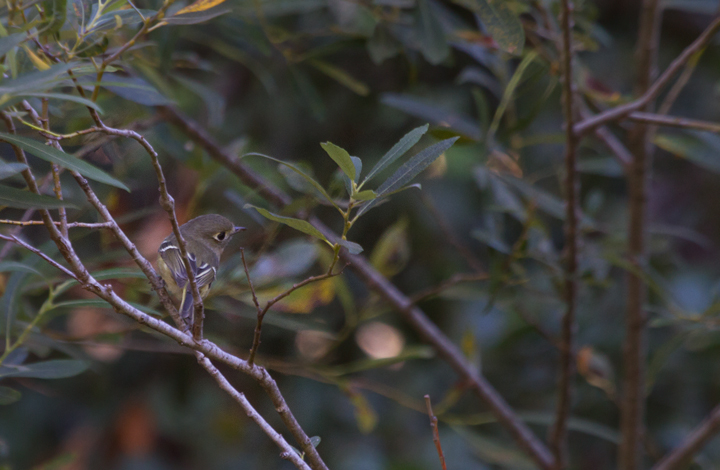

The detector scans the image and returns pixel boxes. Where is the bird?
[157,214,245,327]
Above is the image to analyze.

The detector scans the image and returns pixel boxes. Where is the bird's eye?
[214,232,226,241]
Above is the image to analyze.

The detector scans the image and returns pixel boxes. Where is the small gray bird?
[157,214,245,324]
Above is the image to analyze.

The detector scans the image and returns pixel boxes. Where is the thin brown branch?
[652,405,720,470]
[0,219,112,229]
[195,353,313,470]
[628,112,720,133]
[162,105,556,470]
[574,16,720,136]
[424,395,448,470]
[0,234,77,279]
[620,1,662,468]
[549,1,580,467]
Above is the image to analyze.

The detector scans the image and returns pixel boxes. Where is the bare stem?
[424,395,447,470]
[0,220,112,229]
[651,404,720,470]
[628,112,720,133]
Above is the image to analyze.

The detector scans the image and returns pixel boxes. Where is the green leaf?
[0,184,78,209]
[0,62,79,96]
[309,59,369,96]
[0,386,21,405]
[354,189,376,201]
[100,74,173,106]
[245,205,330,244]
[243,152,337,207]
[90,9,156,31]
[376,137,459,196]
[338,239,363,254]
[48,299,162,316]
[0,359,89,379]
[320,142,356,181]
[381,93,481,140]
[54,268,145,296]
[0,161,27,179]
[451,0,524,55]
[453,425,535,469]
[363,124,429,184]
[0,33,26,58]
[0,133,129,191]
[310,436,321,448]
[654,131,720,174]
[16,92,103,114]
[324,346,434,376]
[163,6,231,24]
[42,0,67,35]
[417,0,450,64]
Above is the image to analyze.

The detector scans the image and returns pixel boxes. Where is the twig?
[410,273,488,304]
[651,404,720,470]
[0,234,77,279]
[161,105,556,470]
[549,0,580,467]
[628,112,720,133]
[573,16,720,136]
[424,395,447,470]
[195,353,312,470]
[0,219,112,229]
[620,1,662,468]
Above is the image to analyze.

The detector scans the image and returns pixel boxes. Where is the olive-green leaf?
[0,386,21,405]
[376,137,459,196]
[0,184,77,209]
[321,142,356,181]
[354,190,376,201]
[245,205,330,244]
[0,133,129,191]
[0,161,27,179]
[0,33,26,58]
[0,359,89,379]
[338,239,363,254]
[451,0,524,55]
[363,124,429,184]
[417,0,450,64]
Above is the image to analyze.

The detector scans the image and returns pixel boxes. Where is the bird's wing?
[158,240,217,289]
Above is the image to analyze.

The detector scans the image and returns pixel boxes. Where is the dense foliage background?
[2,0,720,469]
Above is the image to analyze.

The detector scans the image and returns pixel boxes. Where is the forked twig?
[424,395,447,470]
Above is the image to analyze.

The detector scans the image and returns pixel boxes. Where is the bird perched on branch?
[157,214,245,327]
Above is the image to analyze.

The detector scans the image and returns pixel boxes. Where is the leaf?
[0,133,129,191]
[376,137,459,196]
[654,131,720,174]
[243,152,336,207]
[309,59,369,96]
[0,386,21,405]
[324,346,434,376]
[0,359,89,379]
[100,74,173,106]
[0,184,78,209]
[245,205,330,244]
[310,436,321,448]
[176,0,229,15]
[453,425,536,469]
[250,278,336,313]
[363,124,428,184]
[0,62,79,96]
[48,299,162,316]
[381,93,481,140]
[54,268,145,296]
[16,92,103,113]
[417,0,450,64]
[163,6,232,24]
[451,0,524,55]
[320,142,356,181]
[367,24,400,64]
[90,9,156,31]
[0,161,27,179]
[43,0,67,34]
[0,34,26,58]
[354,189,376,201]
[338,239,363,254]
[370,218,409,276]
[173,75,225,127]
[347,390,378,434]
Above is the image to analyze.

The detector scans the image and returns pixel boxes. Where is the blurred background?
[3,0,720,469]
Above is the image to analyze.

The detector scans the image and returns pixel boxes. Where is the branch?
[0,219,112,229]
[195,353,312,470]
[652,405,720,470]
[574,16,720,135]
[549,0,580,466]
[424,395,447,470]
[620,2,662,468]
[161,106,556,470]
[628,112,720,133]
[0,234,77,279]
[409,273,488,304]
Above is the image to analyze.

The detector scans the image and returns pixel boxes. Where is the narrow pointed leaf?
[451,0,524,55]
[0,161,27,179]
[0,359,89,379]
[0,386,21,405]
[245,205,330,243]
[0,184,77,208]
[338,239,363,254]
[376,137,458,196]
[0,133,129,191]
[0,33,26,58]
[363,124,429,184]
[243,152,337,207]
[354,190,376,201]
[17,92,103,113]
[321,142,356,181]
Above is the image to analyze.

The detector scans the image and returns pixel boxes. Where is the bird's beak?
[233,226,247,234]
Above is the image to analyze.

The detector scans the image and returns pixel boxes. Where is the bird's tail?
[179,287,194,329]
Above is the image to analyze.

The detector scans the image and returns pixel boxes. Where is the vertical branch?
[620,2,662,469]
[424,395,447,470]
[549,0,579,467]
